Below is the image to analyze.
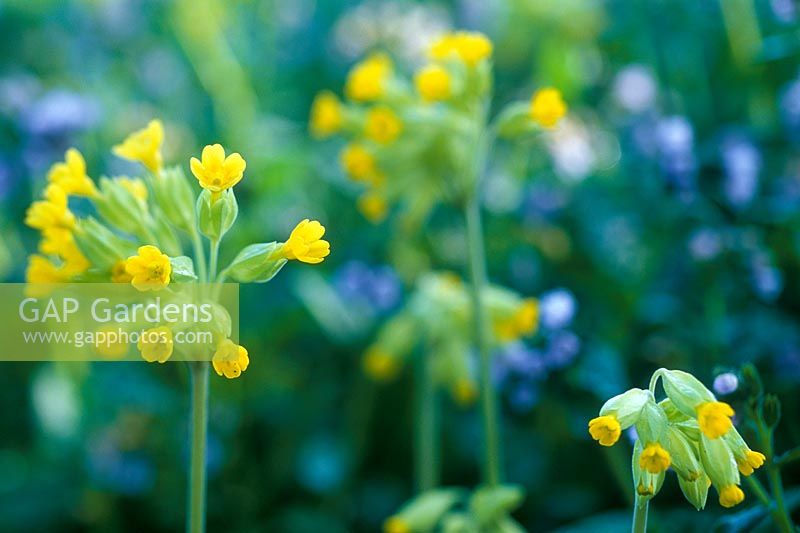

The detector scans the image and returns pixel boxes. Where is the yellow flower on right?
[279,219,330,264]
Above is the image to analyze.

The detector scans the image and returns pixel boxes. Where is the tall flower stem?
[756,417,795,533]
[464,193,501,487]
[188,361,210,533]
[415,351,439,492]
[631,497,648,533]
[192,231,208,283]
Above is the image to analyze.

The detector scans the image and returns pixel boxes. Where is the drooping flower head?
[429,31,493,66]
[47,148,98,197]
[190,143,247,200]
[345,53,393,102]
[310,91,344,137]
[530,88,567,129]
[125,245,171,291]
[212,339,250,379]
[113,119,164,173]
[279,219,330,264]
[414,64,452,102]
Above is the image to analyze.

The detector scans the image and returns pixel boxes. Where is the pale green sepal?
[699,433,740,490]
[390,489,462,532]
[152,166,196,233]
[599,388,652,428]
[468,484,525,527]
[224,242,287,283]
[633,397,668,444]
[678,473,710,510]
[664,424,703,481]
[632,439,665,502]
[197,189,238,241]
[73,217,135,269]
[94,177,150,236]
[657,368,716,417]
[169,256,197,282]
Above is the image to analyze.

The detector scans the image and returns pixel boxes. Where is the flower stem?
[209,239,220,282]
[755,412,795,532]
[192,231,208,282]
[631,497,648,533]
[464,195,501,487]
[188,361,209,533]
[415,351,439,492]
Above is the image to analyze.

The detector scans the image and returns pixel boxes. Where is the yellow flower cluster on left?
[25,150,93,284]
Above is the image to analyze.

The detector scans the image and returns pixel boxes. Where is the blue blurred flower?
[688,227,723,262]
[721,135,760,208]
[656,116,696,197]
[20,89,101,137]
[508,382,539,414]
[544,330,581,369]
[713,372,739,395]
[613,65,656,114]
[87,437,155,496]
[750,252,783,302]
[334,261,402,315]
[539,288,576,330]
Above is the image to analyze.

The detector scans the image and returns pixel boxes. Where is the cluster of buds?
[25,120,330,377]
[589,369,766,509]
[362,272,539,405]
[309,31,567,225]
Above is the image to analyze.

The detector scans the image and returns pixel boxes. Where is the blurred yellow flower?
[530,88,567,129]
[357,192,388,223]
[383,516,410,533]
[125,245,171,291]
[113,119,164,173]
[363,346,400,381]
[25,254,67,284]
[493,298,539,341]
[212,339,250,379]
[190,143,246,199]
[345,53,393,102]
[111,260,133,283]
[116,176,148,201]
[452,378,478,406]
[47,148,98,197]
[25,184,75,231]
[310,91,343,137]
[414,64,451,102]
[430,31,493,66]
[138,326,174,363]
[365,107,403,144]
[53,234,89,277]
[279,219,330,264]
[340,143,378,182]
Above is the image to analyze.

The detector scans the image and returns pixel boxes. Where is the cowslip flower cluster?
[362,272,540,405]
[25,119,330,376]
[589,369,766,510]
[310,30,567,225]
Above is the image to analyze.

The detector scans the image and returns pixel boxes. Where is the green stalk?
[209,239,220,283]
[415,351,439,492]
[188,361,210,533]
[464,194,501,487]
[192,231,208,282]
[756,415,795,532]
[631,497,648,533]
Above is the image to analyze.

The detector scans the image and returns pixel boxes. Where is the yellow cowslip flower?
[138,326,174,363]
[452,378,478,406]
[25,255,67,284]
[530,88,568,129]
[59,239,90,277]
[365,106,403,144]
[493,298,539,341]
[47,148,98,197]
[414,64,452,102]
[111,260,133,283]
[340,143,378,183]
[278,219,330,264]
[212,339,250,379]
[357,191,388,223]
[25,184,75,231]
[39,226,74,256]
[429,31,493,66]
[696,401,734,439]
[345,53,393,102]
[124,245,171,291]
[588,415,622,446]
[190,143,246,199]
[737,450,766,476]
[310,91,343,138]
[383,516,410,533]
[116,176,148,201]
[363,346,400,381]
[639,443,671,474]
[719,484,745,508]
[113,119,164,173]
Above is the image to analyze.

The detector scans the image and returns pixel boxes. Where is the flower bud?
[152,166,196,233]
[197,188,238,241]
[663,424,703,481]
[383,489,461,533]
[699,434,742,507]
[657,369,716,417]
[763,393,781,429]
[224,242,287,283]
[495,102,534,138]
[94,177,150,236]
[740,363,763,397]
[73,217,135,270]
[678,473,710,511]
[632,440,665,503]
[469,484,524,527]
